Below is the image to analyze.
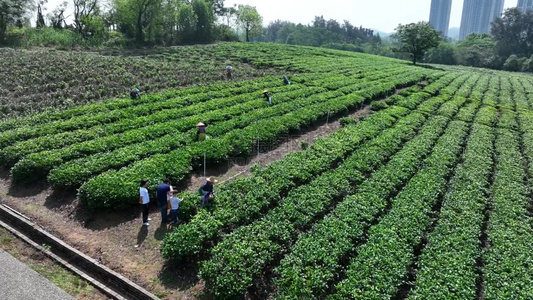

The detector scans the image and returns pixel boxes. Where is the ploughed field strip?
[3,43,533,299]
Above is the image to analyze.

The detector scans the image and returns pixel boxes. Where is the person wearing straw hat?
[196,122,207,141]
[199,176,217,207]
[169,189,183,224]
[226,65,234,80]
[263,90,272,105]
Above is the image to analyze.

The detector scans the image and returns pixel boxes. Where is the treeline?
[0,0,244,47]
[1,1,531,73]
[259,16,380,52]
[0,0,382,50]
[424,8,533,72]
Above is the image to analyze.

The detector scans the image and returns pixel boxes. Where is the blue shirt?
[156,183,170,206]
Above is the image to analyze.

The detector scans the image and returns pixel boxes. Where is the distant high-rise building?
[460,0,504,40]
[518,0,533,12]
[429,0,453,36]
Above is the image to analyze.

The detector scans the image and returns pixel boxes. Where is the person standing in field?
[199,176,217,207]
[226,66,234,80]
[139,179,150,226]
[197,122,207,141]
[263,90,273,105]
[283,75,291,85]
[169,189,183,225]
[156,179,172,224]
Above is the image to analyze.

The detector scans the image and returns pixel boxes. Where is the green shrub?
[370,101,389,111]
[339,117,358,127]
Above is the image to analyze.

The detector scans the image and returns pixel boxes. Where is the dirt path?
[0,85,410,299]
[187,104,372,190]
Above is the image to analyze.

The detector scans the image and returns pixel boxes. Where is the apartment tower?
[518,0,533,12]
[429,0,453,36]
[459,0,504,40]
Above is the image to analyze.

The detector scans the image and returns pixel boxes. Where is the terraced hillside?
[2,43,533,299]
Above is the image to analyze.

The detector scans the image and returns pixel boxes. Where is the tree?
[0,0,34,44]
[192,0,214,43]
[424,42,456,65]
[491,8,533,58]
[206,0,224,16]
[73,0,99,37]
[36,1,46,28]
[220,5,236,27]
[177,2,196,43]
[503,54,525,71]
[235,4,262,42]
[391,21,441,65]
[455,33,496,67]
[47,1,69,29]
[114,0,160,44]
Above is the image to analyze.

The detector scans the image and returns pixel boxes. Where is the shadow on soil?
[44,189,77,209]
[158,259,202,292]
[0,168,50,197]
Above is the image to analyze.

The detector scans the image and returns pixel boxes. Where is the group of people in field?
[139,176,217,226]
[136,67,292,226]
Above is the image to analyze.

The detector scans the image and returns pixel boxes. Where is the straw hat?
[196,122,206,127]
[263,90,269,94]
[206,176,218,183]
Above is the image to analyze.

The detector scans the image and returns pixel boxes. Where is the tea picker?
[263,90,273,105]
[199,176,218,207]
[130,87,141,99]
[283,75,291,85]
[196,122,207,141]
[226,65,234,80]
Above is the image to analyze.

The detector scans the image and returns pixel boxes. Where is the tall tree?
[73,0,98,37]
[220,5,236,27]
[0,0,34,44]
[235,4,262,42]
[177,1,196,43]
[36,1,46,28]
[192,0,213,43]
[392,21,441,64]
[206,0,224,16]
[47,1,69,29]
[491,8,533,58]
[114,0,159,44]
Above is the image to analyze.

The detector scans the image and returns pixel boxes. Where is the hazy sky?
[225,0,518,32]
[43,0,519,33]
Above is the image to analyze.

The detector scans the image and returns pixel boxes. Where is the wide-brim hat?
[263,90,269,94]
[196,122,206,127]
[206,176,218,183]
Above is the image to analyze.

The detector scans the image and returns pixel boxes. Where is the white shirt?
[140,187,150,204]
[169,196,182,210]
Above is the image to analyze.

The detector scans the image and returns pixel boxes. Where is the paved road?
[0,249,73,300]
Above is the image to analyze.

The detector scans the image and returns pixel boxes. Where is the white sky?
[43,0,518,33]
